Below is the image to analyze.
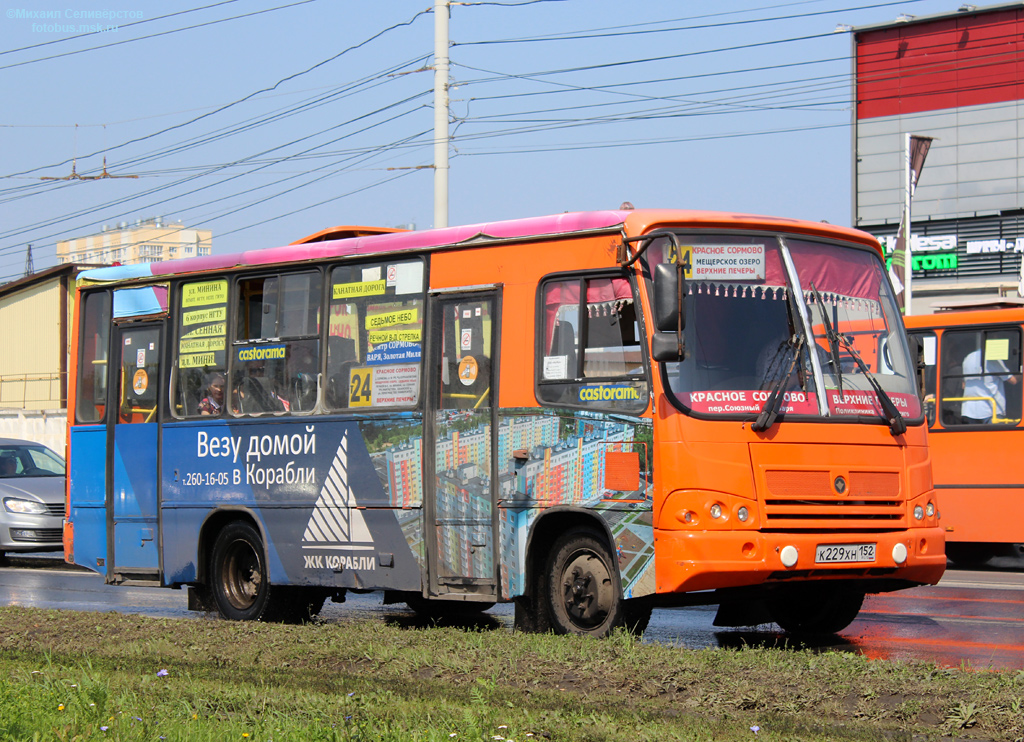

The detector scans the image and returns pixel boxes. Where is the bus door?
[425,292,500,600]
[107,322,164,581]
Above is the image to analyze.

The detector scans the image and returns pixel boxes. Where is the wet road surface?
[1,551,1021,670]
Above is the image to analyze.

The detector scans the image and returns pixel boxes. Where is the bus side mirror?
[654,263,685,331]
[652,263,687,361]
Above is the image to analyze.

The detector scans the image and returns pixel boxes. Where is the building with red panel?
[853,3,1024,311]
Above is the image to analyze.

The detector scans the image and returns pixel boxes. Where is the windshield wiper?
[809,283,844,397]
[832,330,907,437]
[752,334,804,433]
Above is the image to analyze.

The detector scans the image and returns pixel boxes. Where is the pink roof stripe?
[81,211,628,283]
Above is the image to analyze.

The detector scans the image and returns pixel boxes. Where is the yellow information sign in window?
[986,337,1010,362]
[349,367,373,407]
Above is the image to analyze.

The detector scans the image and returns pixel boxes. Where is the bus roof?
[78,209,881,284]
[904,305,1024,329]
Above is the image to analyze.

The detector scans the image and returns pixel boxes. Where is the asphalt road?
[1,551,1021,670]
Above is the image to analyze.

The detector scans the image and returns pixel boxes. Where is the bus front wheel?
[545,529,627,637]
[210,521,272,621]
[767,585,864,635]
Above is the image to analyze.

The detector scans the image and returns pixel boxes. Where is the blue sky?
[0,0,964,282]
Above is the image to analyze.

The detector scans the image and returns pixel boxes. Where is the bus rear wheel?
[545,529,627,637]
[767,585,864,635]
[210,521,273,621]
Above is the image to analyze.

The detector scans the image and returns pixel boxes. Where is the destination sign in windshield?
[684,244,766,281]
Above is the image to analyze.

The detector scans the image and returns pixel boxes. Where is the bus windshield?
[646,232,922,422]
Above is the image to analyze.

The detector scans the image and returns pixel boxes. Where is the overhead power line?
[0,0,320,72]
[5,6,433,179]
[0,0,242,57]
[451,0,932,46]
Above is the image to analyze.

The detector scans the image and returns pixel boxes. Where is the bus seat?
[550,321,577,377]
[328,336,357,367]
[325,336,359,408]
[233,375,284,414]
[290,372,317,412]
[179,370,203,417]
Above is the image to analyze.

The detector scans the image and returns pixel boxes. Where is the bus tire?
[767,585,864,635]
[545,529,625,637]
[210,521,273,622]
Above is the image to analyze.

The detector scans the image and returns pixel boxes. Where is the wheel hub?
[561,553,610,629]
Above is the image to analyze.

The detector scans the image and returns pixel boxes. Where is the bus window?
[75,291,111,423]
[537,274,647,411]
[233,271,321,414]
[325,259,424,410]
[117,326,161,424]
[173,279,228,418]
[439,299,493,410]
[940,328,1022,426]
[908,331,937,427]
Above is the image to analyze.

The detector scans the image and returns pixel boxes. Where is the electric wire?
[0,0,242,56]
[5,6,433,178]
[451,0,932,45]
[0,0,320,72]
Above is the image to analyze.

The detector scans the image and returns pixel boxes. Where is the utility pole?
[434,0,450,229]
[903,133,913,314]
[24,244,34,276]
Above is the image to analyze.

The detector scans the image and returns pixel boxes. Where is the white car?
[0,438,66,557]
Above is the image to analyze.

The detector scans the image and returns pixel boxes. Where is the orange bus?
[904,307,1024,565]
[64,209,945,636]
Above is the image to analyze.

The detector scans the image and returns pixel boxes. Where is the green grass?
[0,606,1021,741]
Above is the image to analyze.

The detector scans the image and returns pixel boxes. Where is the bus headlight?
[913,505,924,521]
[737,506,749,522]
[709,503,722,519]
[926,501,935,517]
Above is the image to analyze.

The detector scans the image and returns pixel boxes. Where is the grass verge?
[0,606,1021,741]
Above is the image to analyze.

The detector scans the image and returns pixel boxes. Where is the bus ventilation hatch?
[762,470,904,529]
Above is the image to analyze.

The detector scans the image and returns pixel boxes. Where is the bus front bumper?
[654,527,947,595]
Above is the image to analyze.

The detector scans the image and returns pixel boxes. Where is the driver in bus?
[960,347,1017,424]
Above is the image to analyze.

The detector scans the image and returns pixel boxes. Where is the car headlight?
[3,497,47,515]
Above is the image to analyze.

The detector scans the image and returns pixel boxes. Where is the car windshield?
[0,445,66,478]
[645,232,922,423]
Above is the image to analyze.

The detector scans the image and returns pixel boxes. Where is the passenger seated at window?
[198,372,225,416]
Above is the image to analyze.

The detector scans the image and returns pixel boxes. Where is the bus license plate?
[815,543,876,564]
